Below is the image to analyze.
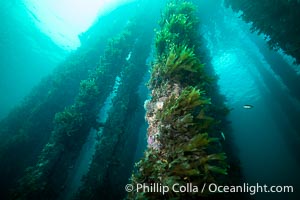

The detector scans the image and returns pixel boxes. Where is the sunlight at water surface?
[23,0,135,49]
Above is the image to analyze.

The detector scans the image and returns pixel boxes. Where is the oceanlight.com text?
[208,183,294,195]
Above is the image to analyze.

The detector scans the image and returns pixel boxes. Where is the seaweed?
[12,22,139,200]
[74,15,156,200]
[150,45,208,89]
[128,1,230,199]
[155,1,199,57]
[225,0,300,64]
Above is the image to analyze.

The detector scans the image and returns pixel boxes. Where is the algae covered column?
[75,15,158,200]
[12,22,140,200]
[224,0,300,64]
[0,6,137,199]
[129,1,230,199]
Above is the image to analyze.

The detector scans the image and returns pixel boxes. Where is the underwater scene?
[0,0,299,199]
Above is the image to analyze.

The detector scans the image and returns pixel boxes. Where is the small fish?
[126,51,132,61]
[221,132,225,141]
[243,105,253,109]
